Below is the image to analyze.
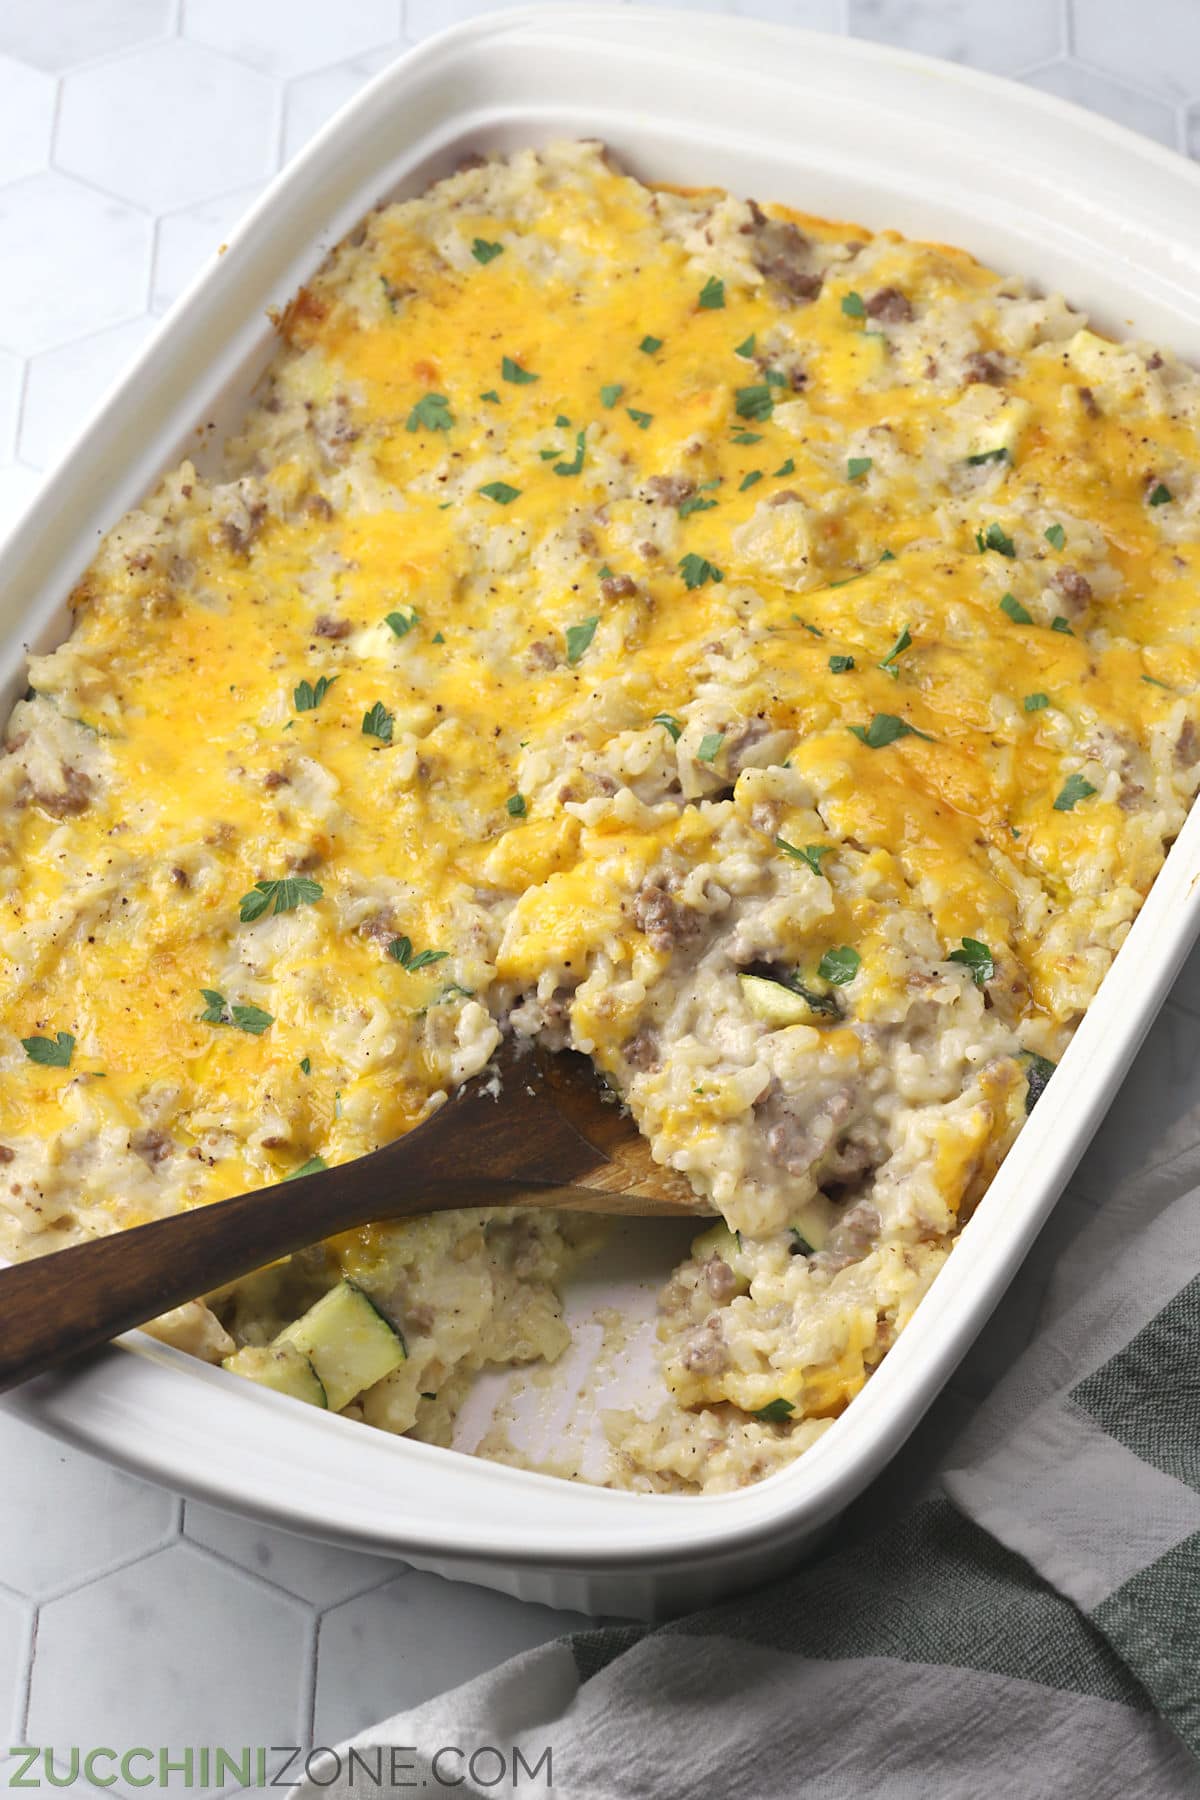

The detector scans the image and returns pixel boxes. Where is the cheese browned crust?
[3,141,1199,1491]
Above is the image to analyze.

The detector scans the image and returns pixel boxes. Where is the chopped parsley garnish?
[654,712,683,741]
[764,369,788,387]
[199,990,273,1035]
[1044,523,1066,549]
[565,616,599,664]
[1148,482,1172,506]
[679,553,723,589]
[299,1057,311,1074]
[734,333,756,358]
[732,430,762,445]
[471,238,503,264]
[506,793,526,817]
[850,714,934,749]
[627,408,653,429]
[432,631,445,643]
[999,592,1032,624]
[501,355,538,384]
[841,291,866,319]
[554,431,586,477]
[285,1155,328,1182]
[847,456,873,481]
[639,335,662,354]
[539,449,560,461]
[697,731,724,763]
[879,625,912,673]
[735,384,774,422]
[388,936,450,972]
[384,607,419,638]
[976,521,1016,557]
[773,458,795,477]
[239,877,322,922]
[1053,773,1097,812]
[379,277,400,312]
[753,1398,794,1422]
[480,390,500,403]
[828,654,855,674]
[600,383,624,408]
[699,276,725,309]
[966,447,1009,466]
[776,839,831,877]
[818,945,860,985]
[556,414,571,428]
[1142,674,1172,689]
[948,937,995,986]
[1021,1051,1057,1113]
[1025,692,1050,711]
[362,701,394,742]
[792,615,822,637]
[406,393,453,434]
[479,481,520,504]
[21,1030,74,1068]
[1051,616,1074,634]
[678,488,718,518]
[294,674,336,711]
[740,470,763,492]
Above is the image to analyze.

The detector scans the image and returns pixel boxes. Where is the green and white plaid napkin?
[295,1045,1200,1799]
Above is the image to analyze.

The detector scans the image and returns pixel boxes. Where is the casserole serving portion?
[3,138,1199,1495]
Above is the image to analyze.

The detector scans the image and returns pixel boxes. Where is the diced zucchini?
[787,1196,835,1253]
[690,1220,752,1292]
[223,1342,328,1409]
[739,973,812,1028]
[275,1278,406,1411]
[955,386,1030,462]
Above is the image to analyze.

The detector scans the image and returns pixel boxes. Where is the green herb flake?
[699,276,725,310]
[1044,523,1066,550]
[697,731,724,764]
[639,335,663,354]
[976,521,1017,557]
[384,608,419,639]
[754,1398,795,1423]
[764,369,788,388]
[773,458,795,478]
[239,877,323,922]
[841,291,866,319]
[739,470,763,492]
[1051,616,1074,635]
[1024,692,1050,712]
[849,714,934,749]
[565,616,599,665]
[735,384,774,422]
[21,1030,74,1068]
[599,383,624,408]
[734,333,756,358]
[732,431,762,445]
[828,654,855,673]
[818,945,860,986]
[284,1155,328,1182]
[678,493,718,519]
[405,392,453,434]
[1022,1051,1057,1114]
[480,390,500,403]
[879,624,912,672]
[471,238,503,264]
[554,430,586,477]
[388,936,450,972]
[432,631,445,644]
[1141,674,1172,689]
[847,456,873,482]
[1148,482,1173,507]
[501,355,538,385]
[478,481,520,505]
[294,674,336,712]
[362,701,394,742]
[999,592,1033,624]
[653,712,683,742]
[506,793,526,818]
[299,1056,311,1075]
[679,553,724,589]
[776,839,831,878]
[626,408,653,430]
[966,447,1009,466]
[948,937,995,986]
[1053,772,1097,812]
[231,1004,273,1036]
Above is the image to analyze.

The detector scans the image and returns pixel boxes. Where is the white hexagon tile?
[1,1,1200,1789]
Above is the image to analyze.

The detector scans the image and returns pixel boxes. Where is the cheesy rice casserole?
[3,141,1199,1493]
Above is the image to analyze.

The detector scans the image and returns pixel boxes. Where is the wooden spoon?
[0,1040,705,1394]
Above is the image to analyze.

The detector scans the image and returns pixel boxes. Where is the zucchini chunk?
[738,972,812,1028]
[275,1278,406,1411]
[222,1341,328,1408]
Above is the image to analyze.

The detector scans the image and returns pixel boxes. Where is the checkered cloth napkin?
[295,1086,1200,1798]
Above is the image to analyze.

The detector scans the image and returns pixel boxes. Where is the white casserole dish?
[4,6,1200,1621]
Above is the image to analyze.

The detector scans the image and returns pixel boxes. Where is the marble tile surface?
[0,1,1198,1787]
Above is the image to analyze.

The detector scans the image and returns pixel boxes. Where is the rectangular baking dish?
[4,6,1200,1622]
